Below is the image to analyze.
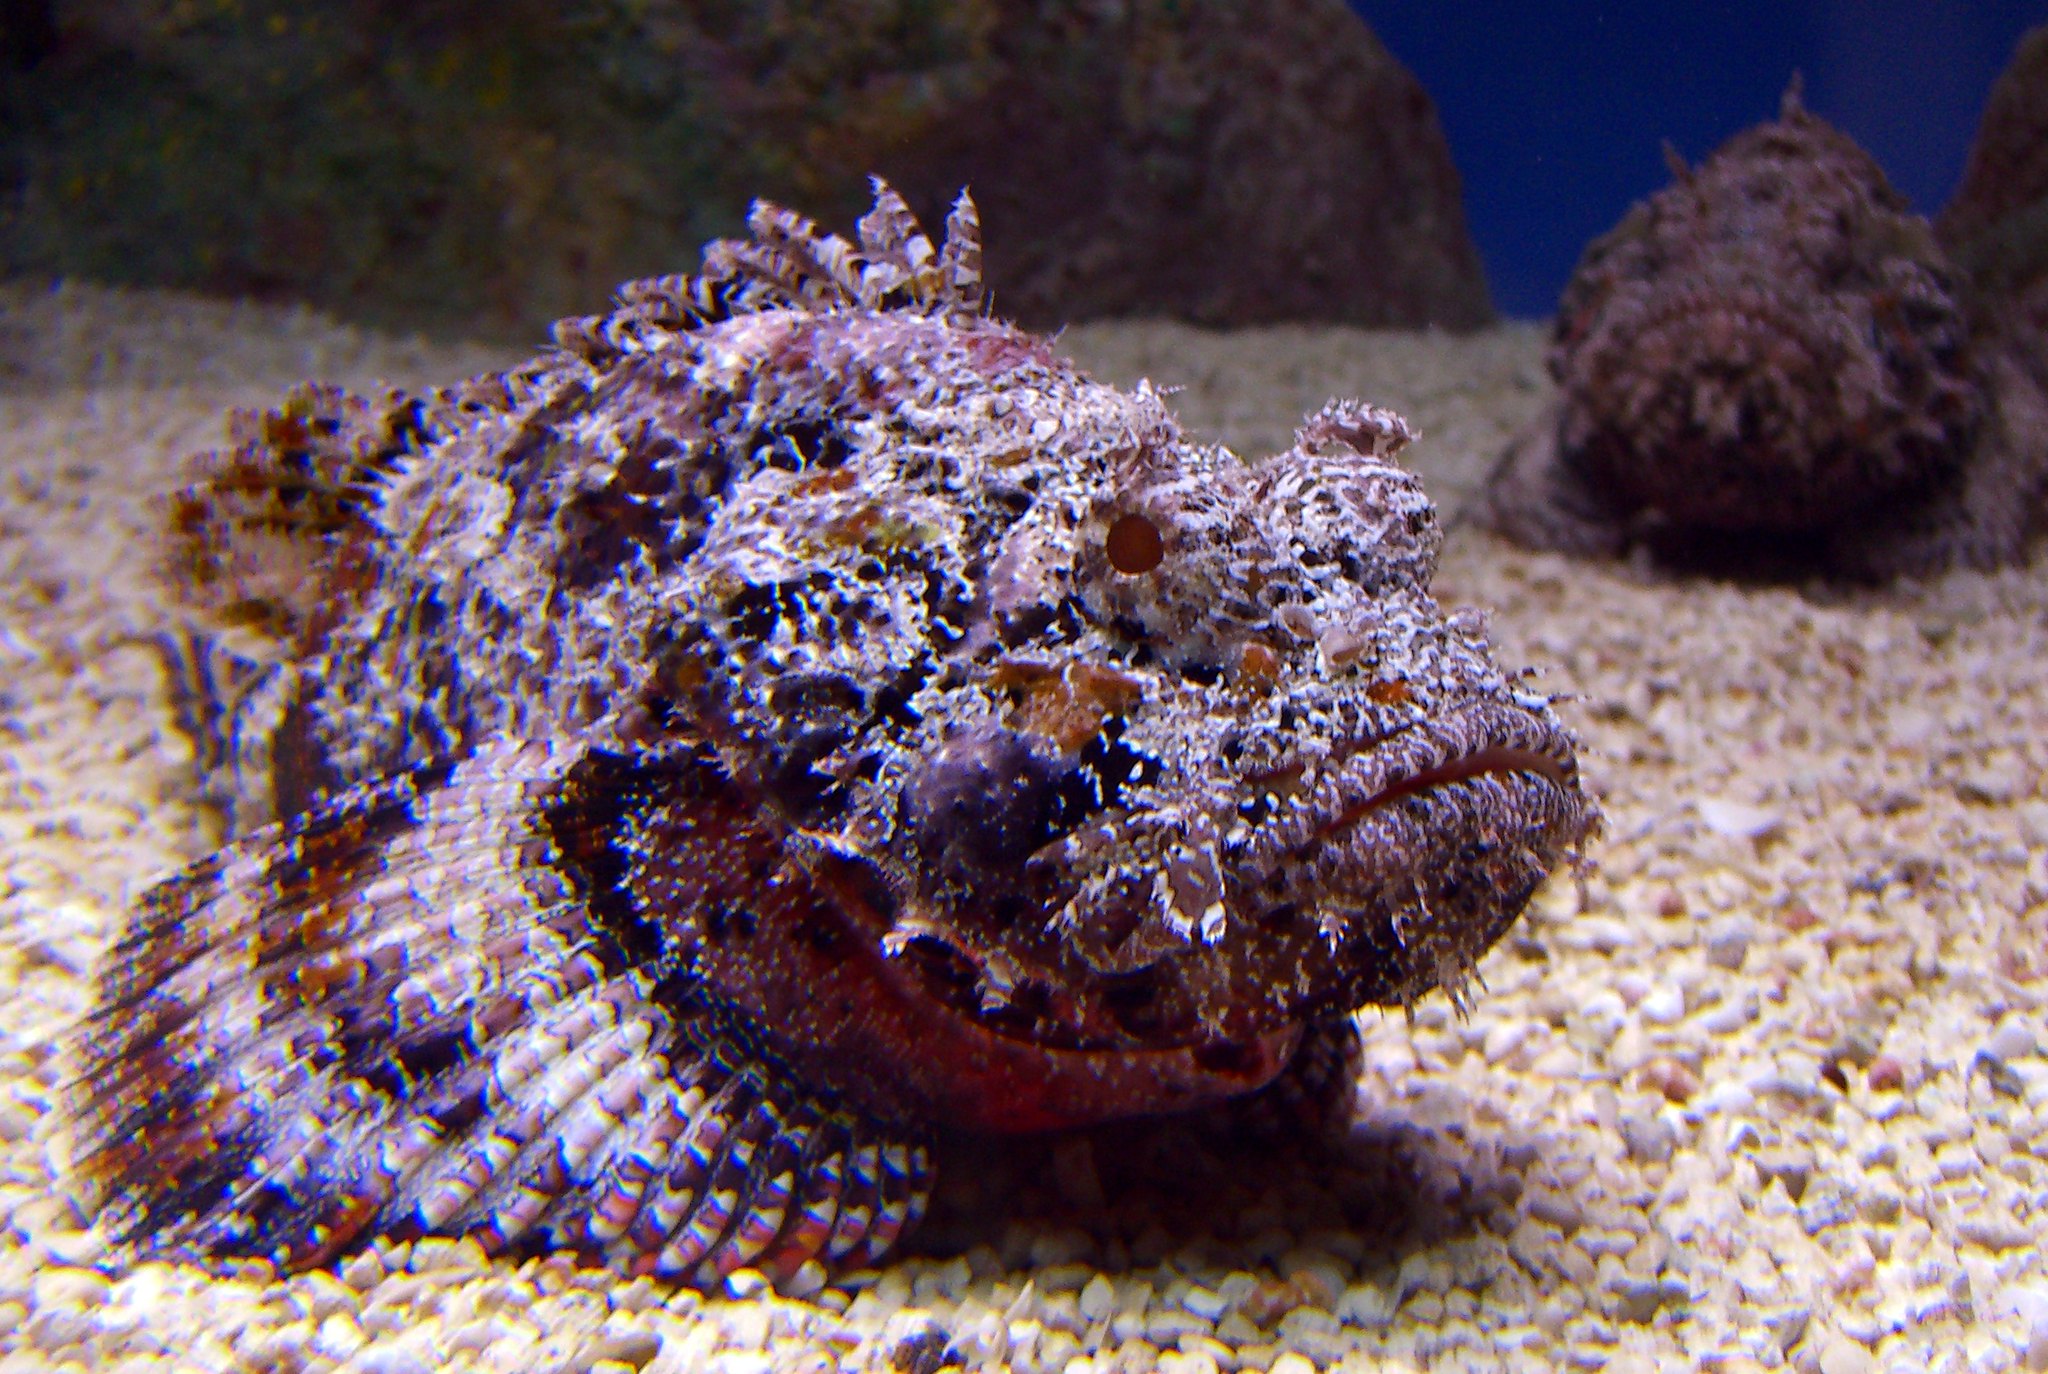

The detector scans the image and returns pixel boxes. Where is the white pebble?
[346,1343,435,1374]
[1337,1282,1396,1327]
[1814,1336,1872,1374]
[722,1268,771,1300]
[1559,916,1639,953]
[1621,1113,1676,1164]
[1990,1015,2040,1063]
[341,1251,386,1291]
[314,1314,365,1362]
[1566,990,1629,1050]
[1482,1019,1534,1064]
[31,1268,109,1312]
[1697,798,1783,840]
[1638,984,1685,1026]
[1180,1286,1229,1322]
[1364,1041,1419,1081]
[1078,1274,1116,1323]
[0,1100,38,1143]
[1699,991,1760,1035]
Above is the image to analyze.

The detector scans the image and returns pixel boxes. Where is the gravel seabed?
[2,281,2046,1373]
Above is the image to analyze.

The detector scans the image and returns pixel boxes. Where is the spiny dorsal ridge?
[747,200,864,308]
[559,178,985,358]
[936,189,985,318]
[857,177,939,308]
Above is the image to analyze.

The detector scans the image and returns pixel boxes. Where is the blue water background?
[1354,2,2048,318]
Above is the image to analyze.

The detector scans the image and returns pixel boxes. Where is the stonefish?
[71,182,1595,1291]
[1481,84,2048,578]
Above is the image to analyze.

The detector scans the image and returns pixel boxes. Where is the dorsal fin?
[856,177,937,308]
[1779,71,1806,121]
[935,190,985,319]
[1661,138,1691,184]
[553,178,985,365]
[743,200,866,309]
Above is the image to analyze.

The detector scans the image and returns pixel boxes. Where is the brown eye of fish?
[1105,512,1165,575]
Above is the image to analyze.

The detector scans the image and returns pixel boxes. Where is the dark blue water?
[1355,2,2048,318]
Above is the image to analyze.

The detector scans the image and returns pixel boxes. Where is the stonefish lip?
[1237,695,1584,875]
[1222,695,1594,1012]
[1326,739,1574,834]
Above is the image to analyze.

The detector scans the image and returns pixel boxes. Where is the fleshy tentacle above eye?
[66,737,930,1294]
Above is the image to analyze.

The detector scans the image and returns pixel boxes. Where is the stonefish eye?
[1104,512,1165,575]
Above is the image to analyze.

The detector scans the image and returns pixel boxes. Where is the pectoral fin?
[69,737,930,1291]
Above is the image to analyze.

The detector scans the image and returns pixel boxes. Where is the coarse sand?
[1,280,2046,1373]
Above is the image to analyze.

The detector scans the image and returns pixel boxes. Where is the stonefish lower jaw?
[855,684,1592,1137]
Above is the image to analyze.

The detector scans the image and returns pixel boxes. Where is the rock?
[1636,1056,1700,1104]
[1565,989,1629,1052]
[294,1272,361,1324]
[1747,1149,1812,1202]
[340,1250,385,1292]
[1144,1307,1213,1345]
[1939,24,2048,336]
[347,1344,436,1374]
[1762,1304,1812,1352]
[1481,1019,1537,1065]
[585,1325,663,1370]
[1996,1287,2048,1373]
[1607,1275,1688,1325]
[1989,1014,2040,1062]
[1524,1188,1585,1234]
[1815,1337,1873,1374]
[1179,1285,1220,1326]
[1974,1050,2029,1100]
[1951,759,2025,805]
[1699,991,1760,1035]
[0,0,1491,339]
[1702,917,1754,971]
[1956,1213,2035,1252]
[1078,1275,1116,1323]
[1796,1179,1858,1236]
[1336,1282,1396,1328]
[1865,1055,1906,1092]
[30,1268,110,1313]
[0,1098,38,1144]
[1034,1262,1096,1294]
[1620,1112,1676,1165]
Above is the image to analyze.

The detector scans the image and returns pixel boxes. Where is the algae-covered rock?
[0,0,1491,337]
[1938,23,2048,335]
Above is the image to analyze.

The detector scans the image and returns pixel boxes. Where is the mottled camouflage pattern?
[72,182,1594,1292]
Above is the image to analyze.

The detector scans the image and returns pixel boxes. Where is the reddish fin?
[69,738,931,1290]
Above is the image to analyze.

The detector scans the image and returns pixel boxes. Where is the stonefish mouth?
[827,693,1596,1135]
[1337,741,1573,824]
